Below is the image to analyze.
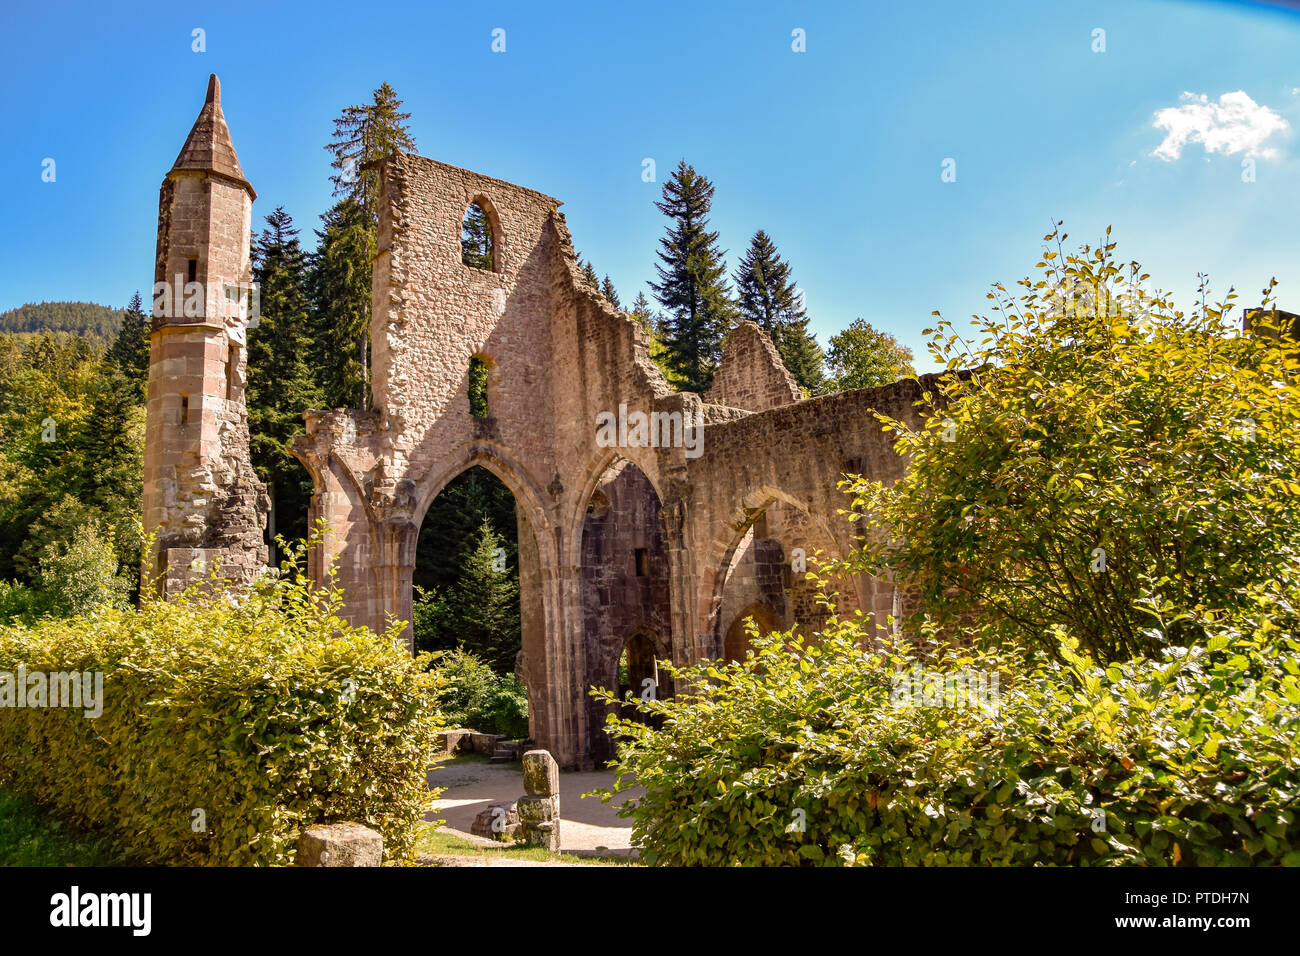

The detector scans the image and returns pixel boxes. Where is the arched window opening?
[461,201,494,271]
[468,356,490,418]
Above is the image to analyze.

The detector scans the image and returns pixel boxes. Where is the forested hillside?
[0,301,125,345]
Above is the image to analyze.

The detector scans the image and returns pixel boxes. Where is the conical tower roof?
[171,74,256,198]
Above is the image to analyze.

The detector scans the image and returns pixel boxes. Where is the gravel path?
[426,757,642,856]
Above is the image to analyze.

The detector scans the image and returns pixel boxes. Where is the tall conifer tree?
[318,83,417,409]
[325,82,417,225]
[601,275,621,309]
[249,207,320,556]
[309,199,374,409]
[448,517,522,674]
[629,291,654,332]
[649,161,734,392]
[733,230,825,394]
[105,292,149,394]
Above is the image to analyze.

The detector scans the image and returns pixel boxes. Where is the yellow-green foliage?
[844,228,1300,661]
[595,579,1300,867]
[0,553,444,866]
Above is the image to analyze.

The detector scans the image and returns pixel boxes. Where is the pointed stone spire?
[171,73,256,198]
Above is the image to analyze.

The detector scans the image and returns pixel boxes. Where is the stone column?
[517,750,560,851]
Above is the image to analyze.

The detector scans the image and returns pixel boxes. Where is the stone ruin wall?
[705,320,804,412]
[284,149,933,767]
[146,80,938,768]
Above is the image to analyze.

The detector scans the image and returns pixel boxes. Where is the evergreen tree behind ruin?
[649,161,735,393]
[733,230,825,394]
[104,292,150,396]
[249,207,321,556]
[316,83,417,410]
[461,202,493,269]
[413,468,521,671]
[602,275,621,309]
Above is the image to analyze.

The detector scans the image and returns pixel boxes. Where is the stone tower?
[142,74,268,596]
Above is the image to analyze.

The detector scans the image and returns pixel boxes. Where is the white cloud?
[1151,91,1288,161]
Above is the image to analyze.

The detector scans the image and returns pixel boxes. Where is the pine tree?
[319,84,417,409]
[629,291,654,331]
[414,467,517,596]
[309,199,374,409]
[735,231,793,333]
[733,230,825,394]
[325,82,417,226]
[105,292,149,394]
[649,161,734,392]
[461,202,493,270]
[70,369,144,596]
[581,259,599,291]
[447,516,521,674]
[249,207,321,556]
[601,275,621,309]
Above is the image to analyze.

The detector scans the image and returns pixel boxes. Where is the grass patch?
[431,751,489,766]
[0,788,123,866]
[415,825,636,866]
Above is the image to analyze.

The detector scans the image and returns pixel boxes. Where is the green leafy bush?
[596,232,1300,866]
[844,228,1300,661]
[597,583,1299,866]
[0,549,445,865]
[0,580,49,625]
[34,517,132,617]
[432,648,529,738]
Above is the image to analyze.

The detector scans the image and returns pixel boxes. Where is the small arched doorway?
[617,631,659,707]
[724,602,783,662]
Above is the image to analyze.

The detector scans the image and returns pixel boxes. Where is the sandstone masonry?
[148,75,933,769]
[143,75,268,596]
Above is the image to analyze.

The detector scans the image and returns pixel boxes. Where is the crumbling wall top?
[705,321,803,412]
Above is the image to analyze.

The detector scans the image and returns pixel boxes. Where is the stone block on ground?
[296,823,383,867]
[516,794,558,824]
[470,801,519,841]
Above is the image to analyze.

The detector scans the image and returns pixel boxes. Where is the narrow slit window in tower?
[227,345,240,401]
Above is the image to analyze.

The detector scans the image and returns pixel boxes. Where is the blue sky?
[2,0,1298,370]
